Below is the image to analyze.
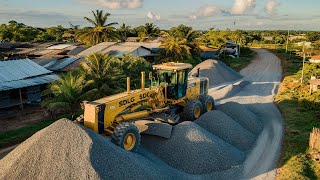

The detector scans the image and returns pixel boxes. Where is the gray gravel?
[0,49,284,180]
[190,60,242,86]
[141,121,245,175]
[217,102,263,135]
[195,110,256,152]
[0,119,176,180]
[0,119,99,180]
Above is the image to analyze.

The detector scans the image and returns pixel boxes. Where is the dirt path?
[219,49,284,179]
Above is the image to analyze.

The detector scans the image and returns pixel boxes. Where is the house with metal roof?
[77,42,117,57]
[67,46,88,56]
[101,45,152,58]
[120,42,161,49]
[310,55,320,63]
[77,42,159,58]
[47,57,80,71]
[0,60,59,109]
[31,57,81,72]
[63,58,86,71]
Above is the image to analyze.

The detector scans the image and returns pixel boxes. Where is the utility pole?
[301,42,306,84]
[286,30,290,53]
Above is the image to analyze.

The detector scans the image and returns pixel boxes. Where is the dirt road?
[218,49,284,179]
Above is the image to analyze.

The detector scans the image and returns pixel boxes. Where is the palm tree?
[159,25,201,62]
[170,25,201,52]
[80,53,124,97]
[119,23,131,42]
[160,31,191,62]
[42,72,97,119]
[138,23,160,41]
[76,10,118,45]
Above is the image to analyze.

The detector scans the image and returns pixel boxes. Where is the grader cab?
[81,62,215,152]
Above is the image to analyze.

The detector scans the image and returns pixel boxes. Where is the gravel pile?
[0,119,99,180]
[141,121,245,175]
[0,114,258,178]
[195,111,256,152]
[217,102,263,135]
[0,119,175,180]
[190,60,243,86]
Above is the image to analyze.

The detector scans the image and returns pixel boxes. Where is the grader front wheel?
[111,122,140,152]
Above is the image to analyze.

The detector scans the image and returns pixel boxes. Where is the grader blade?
[150,113,180,125]
[134,120,173,139]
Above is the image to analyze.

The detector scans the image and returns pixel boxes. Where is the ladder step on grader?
[79,62,215,152]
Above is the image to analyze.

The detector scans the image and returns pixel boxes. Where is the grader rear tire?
[181,100,203,121]
[111,122,140,152]
[200,95,215,113]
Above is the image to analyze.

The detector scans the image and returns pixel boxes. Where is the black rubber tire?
[199,95,215,113]
[181,100,203,121]
[111,122,140,152]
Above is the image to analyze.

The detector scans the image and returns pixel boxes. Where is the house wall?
[0,85,42,109]
[132,47,152,57]
[0,91,10,109]
[26,86,41,102]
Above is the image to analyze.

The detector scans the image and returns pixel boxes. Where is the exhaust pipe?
[149,72,153,89]
[141,72,145,90]
[127,77,131,93]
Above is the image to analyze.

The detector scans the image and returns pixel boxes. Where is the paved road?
[220,49,284,180]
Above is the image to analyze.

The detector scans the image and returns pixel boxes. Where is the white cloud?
[265,0,280,15]
[189,5,223,20]
[231,0,256,15]
[147,11,160,20]
[81,0,142,9]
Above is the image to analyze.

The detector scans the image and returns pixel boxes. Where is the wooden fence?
[309,128,320,151]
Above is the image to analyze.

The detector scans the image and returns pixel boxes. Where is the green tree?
[0,21,44,42]
[169,25,202,53]
[121,54,152,89]
[233,30,246,45]
[137,23,160,41]
[46,25,65,41]
[42,72,96,119]
[34,33,55,42]
[0,25,13,41]
[306,32,320,42]
[201,30,228,49]
[160,31,192,62]
[76,10,118,45]
[80,53,123,97]
[118,23,131,42]
[312,40,320,50]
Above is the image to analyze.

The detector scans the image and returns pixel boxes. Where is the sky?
[0,0,320,30]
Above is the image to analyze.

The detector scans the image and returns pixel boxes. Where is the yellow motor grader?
[81,62,215,152]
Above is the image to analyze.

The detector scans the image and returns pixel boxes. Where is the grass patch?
[0,114,74,149]
[219,47,257,72]
[274,49,320,179]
